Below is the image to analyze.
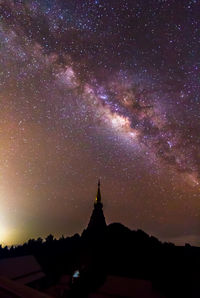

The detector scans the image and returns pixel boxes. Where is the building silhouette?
[82,180,106,238]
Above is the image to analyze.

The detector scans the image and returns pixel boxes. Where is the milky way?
[0,0,200,246]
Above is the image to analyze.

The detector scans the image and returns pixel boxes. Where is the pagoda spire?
[96,179,101,204]
[83,179,106,237]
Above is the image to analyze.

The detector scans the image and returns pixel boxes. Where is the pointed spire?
[83,179,106,236]
[96,179,101,204]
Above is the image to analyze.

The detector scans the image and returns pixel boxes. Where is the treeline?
[0,223,199,297]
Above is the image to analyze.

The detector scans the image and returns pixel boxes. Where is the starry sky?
[0,0,200,246]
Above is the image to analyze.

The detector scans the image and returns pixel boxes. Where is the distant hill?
[0,223,200,297]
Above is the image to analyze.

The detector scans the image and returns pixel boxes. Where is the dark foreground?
[0,223,199,297]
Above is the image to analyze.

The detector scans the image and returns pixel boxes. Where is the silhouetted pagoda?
[82,180,106,238]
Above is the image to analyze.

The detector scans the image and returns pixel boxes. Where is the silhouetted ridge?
[107,222,131,233]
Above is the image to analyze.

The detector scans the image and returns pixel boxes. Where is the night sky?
[0,0,200,246]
